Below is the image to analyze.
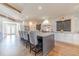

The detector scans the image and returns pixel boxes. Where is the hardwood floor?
[0,35,32,56]
[48,41,79,56]
[0,35,79,56]
[0,35,43,56]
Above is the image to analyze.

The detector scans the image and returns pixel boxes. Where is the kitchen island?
[37,32,55,56]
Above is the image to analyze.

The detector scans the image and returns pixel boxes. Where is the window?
[56,19,71,31]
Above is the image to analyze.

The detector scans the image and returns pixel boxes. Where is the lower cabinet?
[55,32,79,45]
[73,34,79,45]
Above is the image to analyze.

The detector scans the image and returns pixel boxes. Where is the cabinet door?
[55,33,73,44]
[55,33,64,42]
[73,34,79,45]
[54,33,61,41]
[36,24,41,31]
[64,33,73,44]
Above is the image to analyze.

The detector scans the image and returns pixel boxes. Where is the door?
[3,23,17,39]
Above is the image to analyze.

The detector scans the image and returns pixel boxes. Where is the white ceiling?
[9,3,79,19]
[1,3,79,21]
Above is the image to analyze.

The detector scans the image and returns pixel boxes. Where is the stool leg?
[30,44,31,53]
[26,42,27,48]
[35,52,36,56]
[42,51,43,56]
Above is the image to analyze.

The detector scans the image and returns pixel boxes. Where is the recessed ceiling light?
[38,6,42,10]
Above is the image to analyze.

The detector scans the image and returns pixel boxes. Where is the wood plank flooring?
[0,35,42,56]
[48,41,79,56]
[0,35,79,56]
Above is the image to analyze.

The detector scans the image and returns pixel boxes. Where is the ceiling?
[1,3,79,21]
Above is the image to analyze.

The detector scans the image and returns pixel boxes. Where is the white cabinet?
[59,33,65,42]
[73,34,79,45]
[55,33,62,41]
[55,33,65,42]
[64,33,73,44]
[55,32,79,45]
[55,32,74,44]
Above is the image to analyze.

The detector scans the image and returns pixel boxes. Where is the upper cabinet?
[36,24,41,31]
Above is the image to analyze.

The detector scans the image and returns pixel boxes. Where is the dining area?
[0,3,79,56]
[0,3,55,55]
[19,30,54,56]
[19,20,55,56]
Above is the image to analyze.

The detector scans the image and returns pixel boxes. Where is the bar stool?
[29,31,42,56]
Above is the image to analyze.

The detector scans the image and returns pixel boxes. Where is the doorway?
[3,22,17,40]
